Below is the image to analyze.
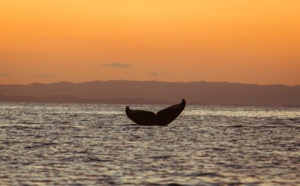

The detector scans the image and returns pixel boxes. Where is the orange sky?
[0,0,299,85]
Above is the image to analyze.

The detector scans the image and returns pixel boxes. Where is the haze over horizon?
[1,1,299,85]
[1,79,300,87]
[1,80,300,107]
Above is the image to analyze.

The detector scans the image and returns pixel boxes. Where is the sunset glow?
[1,0,299,85]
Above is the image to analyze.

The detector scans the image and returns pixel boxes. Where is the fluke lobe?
[125,99,186,126]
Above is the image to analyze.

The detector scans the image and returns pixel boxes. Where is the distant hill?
[0,80,300,107]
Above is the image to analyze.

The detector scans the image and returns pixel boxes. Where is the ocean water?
[0,102,299,186]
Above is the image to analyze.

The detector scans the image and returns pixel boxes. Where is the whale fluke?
[125,99,186,126]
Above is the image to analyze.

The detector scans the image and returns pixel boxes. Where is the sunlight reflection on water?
[0,102,299,185]
[184,106,300,118]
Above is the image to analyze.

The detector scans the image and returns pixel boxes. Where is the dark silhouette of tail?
[125,99,186,126]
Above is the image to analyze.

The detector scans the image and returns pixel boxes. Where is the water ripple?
[0,103,299,185]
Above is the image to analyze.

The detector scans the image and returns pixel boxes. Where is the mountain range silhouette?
[0,80,299,107]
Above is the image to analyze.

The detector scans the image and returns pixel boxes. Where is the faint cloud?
[149,72,159,76]
[101,62,133,68]
[37,73,54,78]
[0,73,9,78]
[0,63,8,68]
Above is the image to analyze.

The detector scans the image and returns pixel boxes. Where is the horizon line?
[0,79,299,87]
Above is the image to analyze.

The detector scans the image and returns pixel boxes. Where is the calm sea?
[0,102,299,185]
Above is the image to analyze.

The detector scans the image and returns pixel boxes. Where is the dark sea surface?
[0,102,300,186]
